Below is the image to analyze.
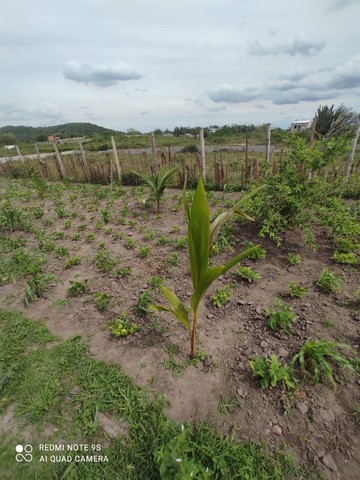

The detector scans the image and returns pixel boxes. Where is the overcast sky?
[1,0,360,132]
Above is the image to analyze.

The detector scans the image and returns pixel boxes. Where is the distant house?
[47,135,60,142]
[290,120,312,132]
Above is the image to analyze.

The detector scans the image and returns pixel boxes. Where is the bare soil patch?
[1,181,359,479]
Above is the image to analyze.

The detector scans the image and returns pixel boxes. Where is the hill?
[0,123,119,143]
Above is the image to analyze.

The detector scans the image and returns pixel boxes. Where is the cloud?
[248,36,325,57]
[327,55,360,90]
[208,84,258,103]
[63,60,143,86]
[207,56,360,106]
[322,0,359,11]
[0,102,63,125]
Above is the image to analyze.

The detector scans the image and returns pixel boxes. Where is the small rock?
[272,425,283,436]
[319,408,335,424]
[317,450,326,458]
[260,340,268,348]
[278,347,289,358]
[207,313,214,319]
[255,306,262,315]
[237,300,246,305]
[236,386,248,398]
[296,402,308,415]
[322,453,338,472]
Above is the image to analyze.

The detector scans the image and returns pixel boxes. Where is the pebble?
[260,340,268,348]
[236,386,248,399]
[319,408,335,423]
[278,347,289,358]
[296,402,308,415]
[322,453,338,472]
[272,425,283,436]
[207,313,214,319]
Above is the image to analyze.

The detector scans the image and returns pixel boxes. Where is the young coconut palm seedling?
[132,166,180,214]
[152,177,260,358]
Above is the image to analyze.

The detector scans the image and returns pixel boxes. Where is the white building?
[290,120,312,132]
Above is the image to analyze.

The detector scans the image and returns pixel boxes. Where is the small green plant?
[323,318,334,328]
[288,282,308,299]
[353,405,360,423]
[115,266,132,278]
[244,242,266,260]
[143,228,155,240]
[55,245,69,257]
[265,298,295,334]
[219,396,238,415]
[124,237,136,250]
[94,246,116,273]
[287,252,302,265]
[162,359,185,378]
[147,276,163,290]
[332,251,358,265]
[63,220,71,229]
[71,233,81,241]
[173,236,188,250]
[291,339,354,389]
[166,252,181,267]
[93,291,112,312]
[24,273,58,305]
[85,233,95,243]
[210,286,231,308]
[139,246,151,258]
[77,223,87,231]
[136,290,153,317]
[100,209,111,223]
[52,298,70,308]
[249,355,296,390]
[317,267,342,294]
[67,280,88,297]
[65,256,81,269]
[235,266,261,282]
[109,313,138,337]
[156,235,172,246]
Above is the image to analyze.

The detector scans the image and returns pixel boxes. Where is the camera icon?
[15,444,33,462]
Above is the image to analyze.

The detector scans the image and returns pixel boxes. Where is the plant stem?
[156,198,160,214]
[190,311,197,358]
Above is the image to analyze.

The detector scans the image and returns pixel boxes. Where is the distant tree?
[0,132,17,145]
[315,104,357,139]
[36,134,48,142]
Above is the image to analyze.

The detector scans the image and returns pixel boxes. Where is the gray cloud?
[0,102,63,125]
[248,37,325,57]
[63,60,143,87]
[322,0,359,11]
[208,84,258,103]
[208,56,360,106]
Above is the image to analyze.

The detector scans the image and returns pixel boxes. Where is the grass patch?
[0,309,305,479]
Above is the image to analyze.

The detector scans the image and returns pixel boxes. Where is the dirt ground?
[1,181,359,479]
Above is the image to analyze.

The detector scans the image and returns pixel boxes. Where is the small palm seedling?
[24,272,59,305]
[332,251,358,265]
[249,355,296,390]
[133,166,180,214]
[235,266,261,283]
[287,253,302,265]
[291,339,354,389]
[288,282,308,299]
[152,177,259,358]
[210,286,231,308]
[265,298,295,334]
[67,280,88,297]
[317,267,342,294]
[109,313,138,337]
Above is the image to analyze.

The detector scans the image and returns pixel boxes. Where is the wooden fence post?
[15,145,24,163]
[34,143,48,179]
[345,121,360,181]
[199,128,206,180]
[53,143,66,180]
[265,123,271,163]
[151,132,157,171]
[79,142,91,183]
[111,136,122,182]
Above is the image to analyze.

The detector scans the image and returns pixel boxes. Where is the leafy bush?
[24,273,58,305]
[136,290,153,318]
[210,286,231,308]
[332,251,358,265]
[109,313,138,337]
[287,253,302,265]
[265,299,295,334]
[93,292,112,312]
[67,280,88,297]
[288,282,308,299]
[249,355,296,390]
